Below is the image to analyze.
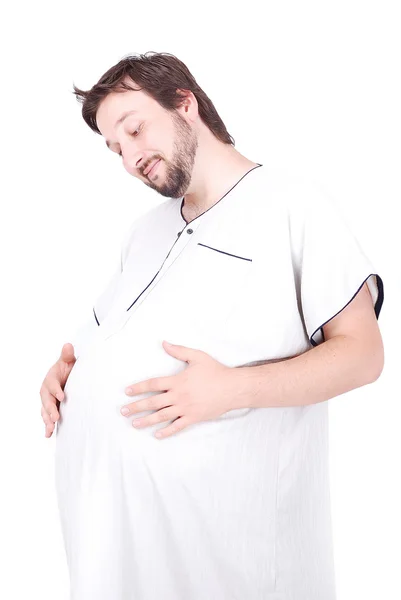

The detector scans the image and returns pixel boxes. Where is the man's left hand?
[120,341,239,439]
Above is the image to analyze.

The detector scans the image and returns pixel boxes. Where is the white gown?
[55,164,384,600]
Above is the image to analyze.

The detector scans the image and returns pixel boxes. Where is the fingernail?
[120,407,130,415]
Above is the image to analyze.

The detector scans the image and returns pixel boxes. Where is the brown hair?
[72,51,235,145]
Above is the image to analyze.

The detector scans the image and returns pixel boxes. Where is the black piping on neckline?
[95,164,266,320]
[179,163,263,226]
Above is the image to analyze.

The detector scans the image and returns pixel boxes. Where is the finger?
[40,380,59,407]
[41,406,53,426]
[121,392,172,416]
[155,416,192,439]
[125,376,173,397]
[45,421,55,437]
[162,341,203,363]
[46,378,65,402]
[59,342,76,364]
[132,406,180,429]
[40,387,60,422]
[41,407,55,437]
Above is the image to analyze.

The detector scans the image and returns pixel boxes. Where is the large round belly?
[54,319,283,486]
[55,326,186,459]
[54,320,284,596]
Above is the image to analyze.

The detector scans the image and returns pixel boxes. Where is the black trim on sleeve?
[93,307,100,326]
[374,274,384,318]
[309,273,384,347]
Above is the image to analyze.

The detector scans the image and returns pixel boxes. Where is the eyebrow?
[105,110,138,149]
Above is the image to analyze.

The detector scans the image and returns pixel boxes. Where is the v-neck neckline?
[179,163,263,226]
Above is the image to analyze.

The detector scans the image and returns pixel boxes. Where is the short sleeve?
[288,180,384,347]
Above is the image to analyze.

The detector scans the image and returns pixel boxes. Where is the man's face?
[96,80,199,199]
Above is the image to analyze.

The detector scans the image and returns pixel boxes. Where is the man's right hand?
[40,343,76,438]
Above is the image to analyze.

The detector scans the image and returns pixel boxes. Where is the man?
[40,52,384,600]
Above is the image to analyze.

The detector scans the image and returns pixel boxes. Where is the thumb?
[162,340,201,363]
[60,342,76,364]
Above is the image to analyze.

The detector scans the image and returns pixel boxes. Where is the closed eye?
[130,126,141,137]
[118,125,142,156]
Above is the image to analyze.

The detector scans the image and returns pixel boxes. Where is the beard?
[144,111,198,199]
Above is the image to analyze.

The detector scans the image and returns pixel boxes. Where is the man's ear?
[176,89,197,115]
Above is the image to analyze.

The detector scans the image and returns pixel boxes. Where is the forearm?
[231,335,380,409]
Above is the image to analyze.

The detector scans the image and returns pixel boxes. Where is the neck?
[182,139,259,219]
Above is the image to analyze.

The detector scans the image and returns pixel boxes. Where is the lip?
[144,159,160,176]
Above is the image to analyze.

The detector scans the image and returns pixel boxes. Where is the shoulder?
[252,166,329,213]
[267,170,349,235]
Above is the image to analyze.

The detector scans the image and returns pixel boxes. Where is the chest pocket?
[179,241,254,332]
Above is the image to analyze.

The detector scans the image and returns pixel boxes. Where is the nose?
[124,151,150,178]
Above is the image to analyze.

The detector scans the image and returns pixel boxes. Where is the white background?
[1,1,399,598]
